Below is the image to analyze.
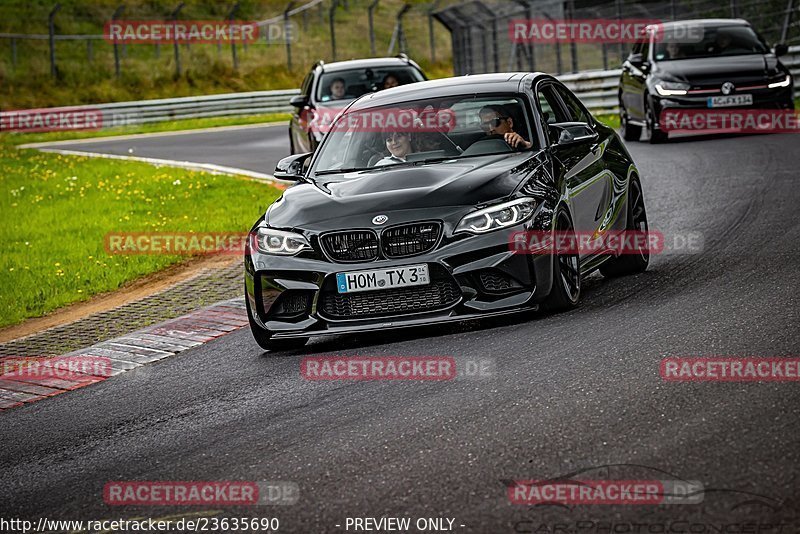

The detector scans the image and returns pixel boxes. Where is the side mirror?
[275,152,313,181]
[548,122,599,147]
[627,52,648,71]
[773,43,788,57]
[290,95,309,108]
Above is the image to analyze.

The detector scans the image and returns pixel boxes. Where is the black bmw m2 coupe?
[245,73,650,350]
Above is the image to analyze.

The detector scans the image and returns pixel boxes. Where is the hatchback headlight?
[654,81,690,96]
[255,227,310,255]
[768,75,791,89]
[455,198,537,234]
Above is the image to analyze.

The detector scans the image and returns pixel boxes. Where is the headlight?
[455,198,537,234]
[768,75,791,89]
[255,227,310,255]
[654,81,690,96]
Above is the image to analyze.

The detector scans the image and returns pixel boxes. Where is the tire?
[245,291,309,352]
[620,110,642,142]
[541,210,581,312]
[646,104,668,144]
[600,176,650,277]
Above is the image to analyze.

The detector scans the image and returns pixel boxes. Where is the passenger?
[375,132,412,165]
[328,77,347,100]
[666,41,684,59]
[382,73,401,90]
[478,105,532,149]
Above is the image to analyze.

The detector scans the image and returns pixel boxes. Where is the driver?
[478,105,532,149]
[375,131,412,165]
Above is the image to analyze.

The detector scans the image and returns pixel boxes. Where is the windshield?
[317,66,425,102]
[653,24,769,61]
[311,94,537,175]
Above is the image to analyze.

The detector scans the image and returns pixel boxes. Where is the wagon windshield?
[312,94,536,175]
[653,24,769,61]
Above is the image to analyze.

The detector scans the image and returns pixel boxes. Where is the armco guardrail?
[0,89,300,131]
[2,46,798,131]
[95,90,301,128]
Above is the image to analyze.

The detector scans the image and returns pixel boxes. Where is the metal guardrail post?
[48,3,61,78]
[616,0,624,65]
[369,0,380,56]
[228,3,240,71]
[568,0,578,73]
[512,0,534,72]
[782,0,796,43]
[284,1,296,70]
[329,0,339,61]
[112,5,124,79]
[427,0,440,62]
[171,3,185,79]
[397,3,412,55]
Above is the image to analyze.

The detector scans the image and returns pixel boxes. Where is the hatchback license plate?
[707,94,753,108]
[336,264,429,294]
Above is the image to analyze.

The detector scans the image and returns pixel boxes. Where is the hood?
[267,153,538,231]
[653,54,780,85]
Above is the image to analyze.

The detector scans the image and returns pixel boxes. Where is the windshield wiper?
[314,167,374,175]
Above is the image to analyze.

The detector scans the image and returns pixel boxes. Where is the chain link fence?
[0,1,461,109]
[435,0,800,75]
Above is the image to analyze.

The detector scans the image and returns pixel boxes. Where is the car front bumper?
[649,85,795,130]
[244,223,554,339]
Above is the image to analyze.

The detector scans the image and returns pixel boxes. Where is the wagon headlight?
[255,227,310,255]
[455,198,537,234]
[654,80,690,96]
[768,75,791,89]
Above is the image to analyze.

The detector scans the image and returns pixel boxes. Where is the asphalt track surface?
[2,126,799,532]
[40,123,291,176]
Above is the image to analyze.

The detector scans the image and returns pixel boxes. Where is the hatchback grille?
[321,230,379,262]
[319,279,461,319]
[382,222,441,258]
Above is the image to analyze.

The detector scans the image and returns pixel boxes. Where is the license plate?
[336,264,429,293]
[707,94,753,108]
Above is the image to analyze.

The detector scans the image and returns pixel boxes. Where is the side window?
[300,73,313,97]
[641,36,651,61]
[536,84,570,125]
[554,85,591,124]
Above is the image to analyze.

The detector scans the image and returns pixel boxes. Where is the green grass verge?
[0,138,282,328]
[4,113,291,145]
[595,114,620,129]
